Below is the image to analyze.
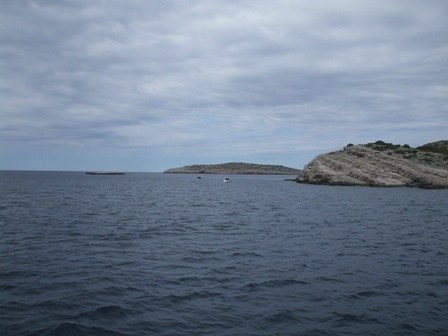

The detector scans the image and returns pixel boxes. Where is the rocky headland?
[164,162,301,175]
[297,140,448,189]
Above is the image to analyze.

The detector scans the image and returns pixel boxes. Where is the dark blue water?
[1,171,447,336]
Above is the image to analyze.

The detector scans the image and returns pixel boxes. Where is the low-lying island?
[85,172,125,175]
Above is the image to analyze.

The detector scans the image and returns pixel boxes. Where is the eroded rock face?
[297,142,448,189]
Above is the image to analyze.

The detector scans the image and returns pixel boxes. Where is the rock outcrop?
[85,172,125,175]
[164,162,301,175]
[297,140,448,189]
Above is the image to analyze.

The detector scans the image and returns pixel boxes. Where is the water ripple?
[1,172,447,336]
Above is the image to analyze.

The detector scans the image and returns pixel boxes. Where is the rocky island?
[297,140,448,189]
[85,172,125,175]
[164,162,301,175]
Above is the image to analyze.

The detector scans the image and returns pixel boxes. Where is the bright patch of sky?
[1,0,447,171]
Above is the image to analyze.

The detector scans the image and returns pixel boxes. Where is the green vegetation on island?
[164,162,301,175]
[362,140,448,166]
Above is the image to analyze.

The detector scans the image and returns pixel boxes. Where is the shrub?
[417,142,448,155]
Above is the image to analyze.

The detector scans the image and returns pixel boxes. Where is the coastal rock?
[85,172,125,175]
[164,162,301,175]
[297,140,448,189]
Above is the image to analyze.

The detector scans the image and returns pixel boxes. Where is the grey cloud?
[1,0,447,170]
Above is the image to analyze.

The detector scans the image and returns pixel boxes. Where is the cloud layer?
[1,0,448,171]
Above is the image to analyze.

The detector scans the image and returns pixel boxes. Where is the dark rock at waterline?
[85,172,125,175]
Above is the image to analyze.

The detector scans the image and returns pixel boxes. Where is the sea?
[1,171,447,336]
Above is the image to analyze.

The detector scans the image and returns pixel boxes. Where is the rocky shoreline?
[297,140,448,189]
[164,162,301,175]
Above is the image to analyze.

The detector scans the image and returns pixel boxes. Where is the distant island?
[164,162,301,175]
[85,172,125,175]
[297,140,448,189]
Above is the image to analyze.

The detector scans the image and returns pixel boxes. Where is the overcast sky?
[1,1,447,172]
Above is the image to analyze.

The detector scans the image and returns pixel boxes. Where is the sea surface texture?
[1,171,447,336]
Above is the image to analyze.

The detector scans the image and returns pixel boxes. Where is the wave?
[264,309,302,323]
[242,278,310,292]
[166,290,222,303]
[348,290,383,299]
[77,305,130,320]
[231,251,263,257]
[333,312,382,326]
[32,322,130,336]
[314,276,344,283]
[435,279,448,286]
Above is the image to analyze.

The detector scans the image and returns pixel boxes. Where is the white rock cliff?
[297,141,448,189]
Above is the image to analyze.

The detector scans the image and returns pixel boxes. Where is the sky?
[1,0,447,172]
